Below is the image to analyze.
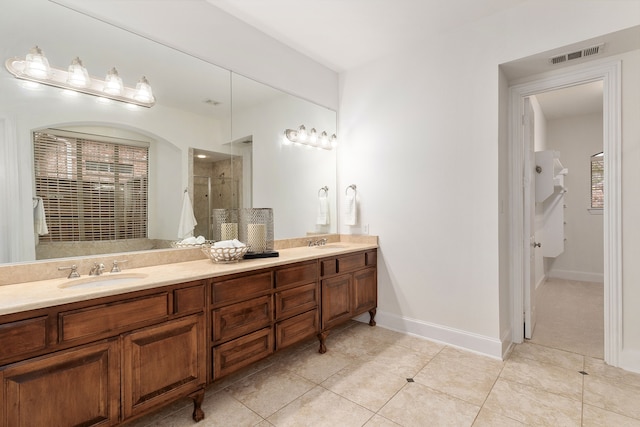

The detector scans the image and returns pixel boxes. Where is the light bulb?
[308,128,318,145]
[330,134,338,148]
[297,125,307,141]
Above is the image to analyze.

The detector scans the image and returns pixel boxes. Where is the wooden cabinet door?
[0,339,120,427]
[321,274,353,330]
[122,313,206,419]
[352,267,377,315]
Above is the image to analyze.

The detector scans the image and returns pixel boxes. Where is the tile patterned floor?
[125,321,640,427]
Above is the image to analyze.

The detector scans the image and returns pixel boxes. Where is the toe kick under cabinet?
[0,248,376,426]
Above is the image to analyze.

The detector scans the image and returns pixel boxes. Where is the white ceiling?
[207,0,526,72]
[534,81,603,121]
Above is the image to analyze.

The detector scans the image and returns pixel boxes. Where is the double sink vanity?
[0,236,377,426]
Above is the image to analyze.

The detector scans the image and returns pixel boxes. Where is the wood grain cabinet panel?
[122,314,206,419]
[275,261,317,288]
[212,272,272,306]
[212,327,273,380]
[0,339,120,427]
[212,295,272,344]
[276,309,319,350]
[60,293,169,343]
[321,274,353,330]
[0,316,48,363]
[275,282,319,321]
[353,267,377,314]
[174,283,205,315]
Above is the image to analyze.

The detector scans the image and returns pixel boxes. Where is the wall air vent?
[549,44,604,65]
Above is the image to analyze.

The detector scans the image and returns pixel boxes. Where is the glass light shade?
[134,76,154,103]
[24,46,51,78]
[66,57,90,87]
[308,128,318,145]
[319,131,329,148]
[103,67,124,95]
[330,134,338,148]
[297,125,307,141]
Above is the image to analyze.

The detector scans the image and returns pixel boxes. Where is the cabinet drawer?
[0,316,48,362]
[212,295,272,344]
[174,283,205,315]
[275,282,319,321]
[337,253,366,273]
[212,327,273,380]
[275,261,317,288]
[212,271,272,306]
[275,309,318,350]
[60,293,169,343]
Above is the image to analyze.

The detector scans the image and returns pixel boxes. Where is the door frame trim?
[508,60,621,365]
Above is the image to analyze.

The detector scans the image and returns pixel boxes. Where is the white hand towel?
[177,192,197,239]
[344,192,357,226]
[33,197,49,236]
[214,239,246,248]
[316,194,329,225]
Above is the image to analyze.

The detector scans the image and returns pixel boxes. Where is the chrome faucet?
[89,263,105,276]
[110,260,127,273]
[58,264,80,279]
[307,238,328,247]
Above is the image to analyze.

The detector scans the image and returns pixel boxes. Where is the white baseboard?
[548,269,604,283]
[355,310,506,360]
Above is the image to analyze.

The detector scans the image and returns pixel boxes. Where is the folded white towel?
[316,194,329,225]
[344,192,357,226]
[33,197,49,236]
[177,192,197,239]
[214,239,246,248]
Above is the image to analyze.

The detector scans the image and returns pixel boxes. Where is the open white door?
[523,97,537,339]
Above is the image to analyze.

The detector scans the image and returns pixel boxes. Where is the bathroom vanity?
[0,242,377,426]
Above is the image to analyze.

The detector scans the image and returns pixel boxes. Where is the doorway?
[509,61,621,366]
[525,82,604,359]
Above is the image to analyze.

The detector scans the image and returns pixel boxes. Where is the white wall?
[546,112,604,282]
[338,1,640,359]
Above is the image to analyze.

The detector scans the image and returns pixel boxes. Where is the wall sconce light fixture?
[5,46,156,108]
[284,125,337,150]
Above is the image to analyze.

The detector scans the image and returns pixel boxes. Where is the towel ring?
[318,186,328,197]
[345,184,357,195]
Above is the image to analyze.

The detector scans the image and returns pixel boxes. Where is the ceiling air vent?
[549,43,604,65]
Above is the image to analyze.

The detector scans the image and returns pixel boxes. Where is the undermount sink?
[314,244,348,249]
[59,273,148,289]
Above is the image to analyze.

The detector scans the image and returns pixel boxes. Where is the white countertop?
[0,243,377,316]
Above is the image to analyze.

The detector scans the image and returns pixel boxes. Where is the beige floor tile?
[266,385,374,427]
[472,408,526,426]
[363,414,403,426]
[582,404,640,427]
[321,359,408,411]
[274,344,356,384]
[509,341,584,371]
[413,349,502,405]
[150,390,263,427]
[584,357,640,388]
[225,365,316,418]
[388,332,446,356]
[530,278,603,359]
[378,382,480,427]
[584,374,640,420]
[359,342,434,378]
[483,378,581,426]
[500,353,584,401]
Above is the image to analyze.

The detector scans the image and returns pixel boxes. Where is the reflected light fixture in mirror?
[284,124,337,150]
[5,46,156,107]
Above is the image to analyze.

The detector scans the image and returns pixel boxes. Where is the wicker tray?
[201,244,248,263]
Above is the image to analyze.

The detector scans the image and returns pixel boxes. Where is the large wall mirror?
[0,0,337,266]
